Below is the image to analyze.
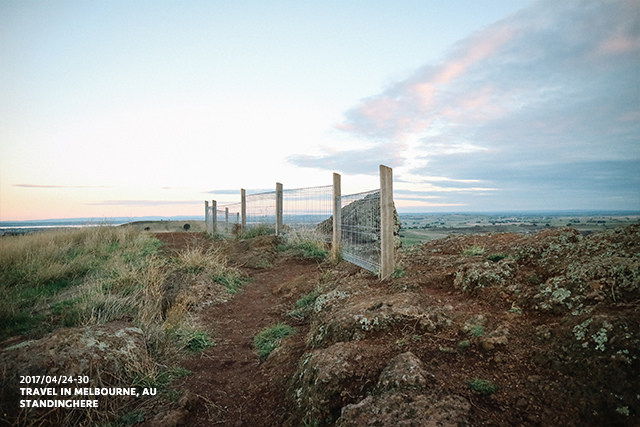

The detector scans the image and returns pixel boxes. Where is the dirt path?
[155,233,321,426]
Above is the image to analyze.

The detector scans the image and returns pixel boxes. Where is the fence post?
[331,172,342,262]
[379,165,394,279]
[225,207,229,231]
[276,182,283,236]
[205,201,210,234]
[211,200,217,234]
[241,188,246,230]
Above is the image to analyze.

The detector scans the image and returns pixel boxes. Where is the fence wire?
[283,185,333,242]
[340,189,381,273]
[245,191,276,230]
[216,202,241,236]
[207,185,383,274]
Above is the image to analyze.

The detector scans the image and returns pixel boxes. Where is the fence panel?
[245,191,276,231]
[204,165,393,276]
[217,202,241,236]
[340,189,381,273]
[282,185,333,242]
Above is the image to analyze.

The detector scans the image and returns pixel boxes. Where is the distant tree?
[183,223,191,231]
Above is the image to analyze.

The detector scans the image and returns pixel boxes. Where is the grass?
[253,323,294,359]
[174,245,248,294]
[468,378,498,395]
[278,230,329,261]
[181,330,215,353]
[487,253,507,262]
[0,226,163,340]
[462,246,486,256]
[0,226,249,426]
[237,223,275,239]
[289,289,321,320]
[469,324,485,337]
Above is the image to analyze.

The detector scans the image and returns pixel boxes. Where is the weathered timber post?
[211,200,217,234]
[379,165,395,279]
[205,201,210,234]
[241,189,246,230]
[331,172,342,262]
[275,182,283,236]
[225,207,229,232]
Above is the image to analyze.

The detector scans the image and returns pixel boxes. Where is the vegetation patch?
[279,238,329,261]
[468,378,497,395]
[462,246,485,256]
[253,323,294,359]
[0,226,163,340]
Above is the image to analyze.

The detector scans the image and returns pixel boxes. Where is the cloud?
[287,143,405,175]
[291,0,640,209]
[203,188,273,195]
[87,200,202,207]
[14,184,111,189]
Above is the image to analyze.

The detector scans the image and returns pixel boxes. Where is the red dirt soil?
[153,232,322,426]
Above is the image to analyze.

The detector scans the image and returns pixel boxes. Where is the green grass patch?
[178,330,215,353]
[289,289,321,320]
[296,289,321,308]
[279,241,328,261]
[487,253,507,262]
[253,323,294,359]
[458,340,471,349]
[212,273,248,294]
[238,224,274,239]
[462,246,486,256]
[0,227,165,340]
[469,324,485,337]
[468,378,497,395]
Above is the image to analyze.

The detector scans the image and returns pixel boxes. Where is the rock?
[336,352,470,427]
[337,393,471,427]
[289,341,388,424]
[0,322,153,425]
[308,293,452,348]
[377,352,433,391]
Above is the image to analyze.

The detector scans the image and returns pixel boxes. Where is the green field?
[398,212,640,246]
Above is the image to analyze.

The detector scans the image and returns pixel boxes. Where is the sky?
[1,0,639,221]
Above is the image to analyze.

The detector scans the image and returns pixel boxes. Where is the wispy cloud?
[87,200,202,207]
[14,184,112,189]
[204,188,274,195]
[290,0,640,209]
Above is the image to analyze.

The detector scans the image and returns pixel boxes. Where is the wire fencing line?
[340,189,381,273]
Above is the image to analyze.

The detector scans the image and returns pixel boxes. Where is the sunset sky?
[1,0,639,221]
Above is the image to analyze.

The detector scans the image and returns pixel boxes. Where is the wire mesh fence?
[282,185,333,242]
[204,166,393,276]
[340,189,381,273]
[217,202,241,236]
[245,191,277,231]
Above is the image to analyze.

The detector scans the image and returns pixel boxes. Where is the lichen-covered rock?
[376,352,433,391]
[0,322,153,424]
[289,341,389,425]
[1,322,152,380]
[307,293,452,348]
[454,259,518,293]
[337,393,471,427]
[336,352,470,427]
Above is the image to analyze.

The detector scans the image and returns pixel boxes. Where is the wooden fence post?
[211,200,217,234]
[204,201,210,234]
[241,189,246,230]
[276,182,283,236]
[379,165,394,279]
[331,172,342,262]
